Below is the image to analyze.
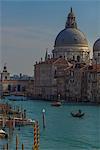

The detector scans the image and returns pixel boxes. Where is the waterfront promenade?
[0,98,100,150]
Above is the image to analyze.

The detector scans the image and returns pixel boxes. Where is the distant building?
[0,65,34,97]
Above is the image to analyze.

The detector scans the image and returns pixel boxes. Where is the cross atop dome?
[65,7,77,29]
[71,7,72,13]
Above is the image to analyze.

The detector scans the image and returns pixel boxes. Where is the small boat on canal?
[0,129,8,138]
[0,117,35,127]
[14,117,35,126]
[51,94,62,107]
[71,110,84,118]
[51,101,61,107]
[71,112,85,118]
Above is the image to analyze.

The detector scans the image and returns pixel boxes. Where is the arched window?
[22,86,26,92]
[73,56,75,60]
[8,85,11,91]
[98,53,100,56]
[77,55,80,62]
[5,76,7,80]
[17,85,21,92]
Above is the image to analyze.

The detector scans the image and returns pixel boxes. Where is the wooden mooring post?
[22,143,24,150]
[6,143,8,150]
[16,134,19,150]
[33,121,40,150]
[3,143,8,150]
[42,109,46,129]
[3,145,6,150]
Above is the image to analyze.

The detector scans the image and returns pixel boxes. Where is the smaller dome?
[93,38,100,51]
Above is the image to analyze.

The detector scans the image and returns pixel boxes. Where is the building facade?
[34,57,70,100]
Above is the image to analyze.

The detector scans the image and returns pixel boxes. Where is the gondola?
[0,129,8,138]
[71,112,85,118]
[51,101,61,107]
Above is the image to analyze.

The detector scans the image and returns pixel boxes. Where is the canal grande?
[0,98,100,150]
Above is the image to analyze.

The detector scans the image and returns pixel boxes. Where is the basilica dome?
[93,38,100,51]
[54,28,88,47]
[52,8,90,63]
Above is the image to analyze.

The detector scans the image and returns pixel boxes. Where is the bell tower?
[1,64,10,81]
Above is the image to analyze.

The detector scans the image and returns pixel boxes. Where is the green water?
[0,99,100,150]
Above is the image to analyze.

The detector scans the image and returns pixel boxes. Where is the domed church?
[52,8,90,63]
[34,7,100,102]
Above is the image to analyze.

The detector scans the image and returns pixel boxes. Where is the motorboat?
[51,101,61,107]
[0,129,8,138]
[71,112,85,118]
[51,94,62,107]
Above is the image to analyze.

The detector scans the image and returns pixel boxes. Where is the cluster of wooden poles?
[2,121,40,150]
[3,135,24,150]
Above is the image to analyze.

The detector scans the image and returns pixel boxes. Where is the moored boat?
[14,117,35,126]
[0,129,8,138]
[51,101,61,107]
[51,94,61,107]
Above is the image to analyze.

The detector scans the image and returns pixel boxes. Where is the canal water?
[0,99,100,150]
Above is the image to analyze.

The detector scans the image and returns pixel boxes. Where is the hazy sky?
[0,0,100,75]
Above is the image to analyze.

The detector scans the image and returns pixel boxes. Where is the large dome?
[93,38,100,51]
[52,8,90,63]
[54,28,88,47]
